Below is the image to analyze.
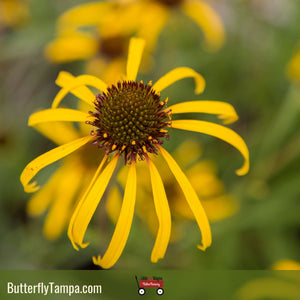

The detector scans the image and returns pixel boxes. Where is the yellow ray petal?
[52,75,107,109]
[45,35,98,63]
[182,0,225,51]
[57,2,115,28]
[147,157,171,263]
[55,71,96,108]
[20,135,94,193]
[55,72,97,135]
[168,101,238,124]
[158,146,211,251]
[33,122,80,146]
[93,162,136,269]
[172,120,249,176]
[28,108,90,127]
[68,154,118,250]
[43,161,83,240]
[153,67,205,94]
[126,38,145,81]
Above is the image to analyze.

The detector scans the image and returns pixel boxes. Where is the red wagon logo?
[135,275,164,295]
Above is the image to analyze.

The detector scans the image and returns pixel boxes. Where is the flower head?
[45,0,225,79]
[21,38,249,268]
[88,80,171,164]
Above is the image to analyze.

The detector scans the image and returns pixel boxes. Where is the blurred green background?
[0,0,300,271]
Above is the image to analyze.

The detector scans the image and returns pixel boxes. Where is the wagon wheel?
[156,288,164,295]
[138,288,145,295]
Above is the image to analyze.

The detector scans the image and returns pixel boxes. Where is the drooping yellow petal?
[153,67,205,94]
[55,71,96,107]
[158,146,211,251]
[93,162,136,269]
[45,34,98,63]
[55,72,97,135]
[68,154,118,250]
[28,108,90,127]
[43,160,83,240]
[182,0,225,51]
[147,157,171,263]
[126,38,145,81]
[171,120,249,176]
[33,122,80,146]
[20,135,94,193]
[52,75,107,109]
[168,101,238,124]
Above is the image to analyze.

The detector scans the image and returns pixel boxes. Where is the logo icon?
[135,275,164,295]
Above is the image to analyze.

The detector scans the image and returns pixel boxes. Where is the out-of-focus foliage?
[0,0,300,270]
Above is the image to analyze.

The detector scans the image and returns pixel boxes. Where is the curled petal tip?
[150,255,163,264]
[194,74,206,94]
[195,82,206,95]
[81,242,90,249]
[70,240,80,251]
[197,244,210,251]
[235,161,250,176]
[220,115,239,125]
[24,182,40,193]
[55,71,72,85]
[71,241,89,251]
[92,256,100,265]
[92,256,110,269]
[69,237,90,251]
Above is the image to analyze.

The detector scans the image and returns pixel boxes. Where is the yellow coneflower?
[45,2,138,82]
[21,37,249,268]
[45,0,225,78]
